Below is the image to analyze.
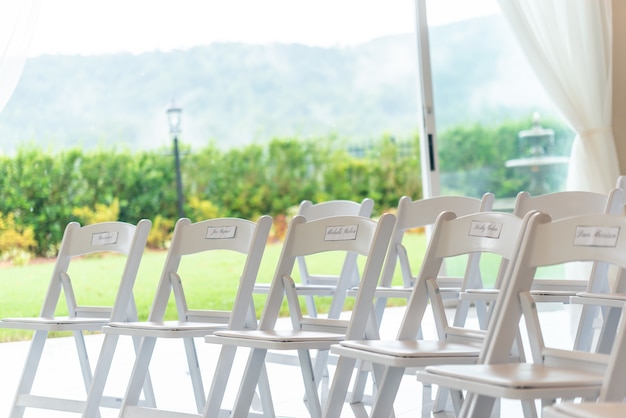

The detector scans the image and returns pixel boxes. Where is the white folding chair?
[254,198,374,319]
[323,210,535,418]
[0,219,152,417]
[346,193,495,412]
[371,193,495,328]
[417,212,626,418]
[85,215,272,418]
[460,189,623,346]
[541,177,626,418]
[203,213,395,418]
[565,177,626,353]
[513,190,623,301]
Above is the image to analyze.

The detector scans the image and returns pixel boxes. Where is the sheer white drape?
[497,0,618,193]
[0,1,41,114]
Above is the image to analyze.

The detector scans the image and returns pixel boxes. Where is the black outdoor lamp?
[167,102,185,218]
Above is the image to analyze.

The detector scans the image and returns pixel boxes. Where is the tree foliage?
[0,118,573,260]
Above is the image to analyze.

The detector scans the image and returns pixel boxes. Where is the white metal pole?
[414,0,440,198]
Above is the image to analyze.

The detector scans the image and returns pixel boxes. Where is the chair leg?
[431,385,447,412]
[298,349,322,418]
[421,383,434,418]
[522,399,539,418]
[82,333,120,417]
[119,336,158,415]
[369,366,404,418]
[597,306,621,354]
[205,345,240,417]
[574,304,599,351]
[9,330,49,418]
[256,362,275,416]
[230,348,270,418]
[205,345,276,418]
[347,359,370,404]
[72,330,95,394]
[323,355,357,418]
[460,392,498,418]
[128,334,156,408]
[183,337,206,413]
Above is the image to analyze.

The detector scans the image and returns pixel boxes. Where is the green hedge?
[0,118,573,258]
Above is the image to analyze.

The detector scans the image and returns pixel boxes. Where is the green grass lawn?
[0,231,541,342]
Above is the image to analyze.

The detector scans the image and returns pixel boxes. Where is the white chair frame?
[254,198,374,320]
[0,219,152,418]
[323,210,535,418]
[418,212,626,418]
[87,216,273,418]
[203,213,395,418]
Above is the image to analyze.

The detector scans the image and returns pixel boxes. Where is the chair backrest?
[512,189,622,219]
[145,215,272,330]
[292,198,375,319]
[40,219,151,322]
[295,198,374,286]
[506,189,623,290]
[258,213,395,340]
[379,193,495,289]
[397,209,536,342]
[481,212,626,389]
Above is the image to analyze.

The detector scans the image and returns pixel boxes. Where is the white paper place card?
[325,225,358,241]
[574,226,620,247]
[468,221,502,239]
[91,231,119,246]
[206,225,237,239]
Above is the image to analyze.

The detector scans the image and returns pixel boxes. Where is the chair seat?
[103,321,228,338]
[207,329,345,350]
[331,340,480,368]
[545,402,626,418]
[340,340,480,357]
[0,317,109,331]
[422,363,603,390]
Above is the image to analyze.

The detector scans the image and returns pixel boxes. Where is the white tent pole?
[413,0,440,198]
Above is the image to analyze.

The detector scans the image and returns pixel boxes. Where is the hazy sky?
[29,0,499,56]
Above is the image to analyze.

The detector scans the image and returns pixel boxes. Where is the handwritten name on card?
[206,226,237,239]
[574,226,620,247]
[325,225,358,241]
[91,231,119,246]
[468,221,502,239]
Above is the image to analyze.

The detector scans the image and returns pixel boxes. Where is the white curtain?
[0,1,41,114]
[497,0,618,193]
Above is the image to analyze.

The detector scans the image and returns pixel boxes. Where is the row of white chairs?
[2,181,626,417]
[413,209,626,418]
[325,178,626,417]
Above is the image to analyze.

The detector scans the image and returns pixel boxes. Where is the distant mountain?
[0,15,556,153]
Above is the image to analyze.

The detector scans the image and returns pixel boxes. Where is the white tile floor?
[0,305,577,417]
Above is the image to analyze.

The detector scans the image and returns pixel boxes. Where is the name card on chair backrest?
[325,225,358,241]
[574,226,620,247]
[469,221,502,239]
[91,231,119,246]
[206,226,237,239]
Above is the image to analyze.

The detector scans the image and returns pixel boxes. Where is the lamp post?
[167,103,185,218]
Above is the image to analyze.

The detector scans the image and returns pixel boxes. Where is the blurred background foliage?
[0,118,573,262]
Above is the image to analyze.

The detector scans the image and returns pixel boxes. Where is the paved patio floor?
[0,305,577,417]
